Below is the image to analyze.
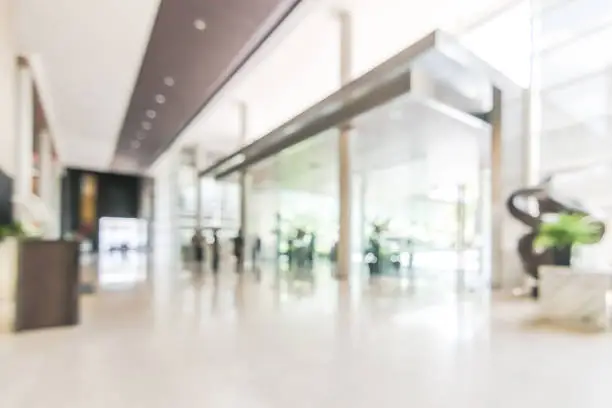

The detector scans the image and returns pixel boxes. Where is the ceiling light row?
[132,17,203,149]
[193,19,206,31]
[132,75,176,149]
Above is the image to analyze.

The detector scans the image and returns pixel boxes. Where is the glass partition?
[249,129,339,273]
[351,91,489,289]
[538,0,612,174]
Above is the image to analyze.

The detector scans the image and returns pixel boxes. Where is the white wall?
[0,0,16,176]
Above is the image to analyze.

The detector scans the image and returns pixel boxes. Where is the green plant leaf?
[534,213,602,250]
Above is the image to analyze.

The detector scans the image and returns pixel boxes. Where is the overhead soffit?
[111,0,303,172]
[204,30,519,179]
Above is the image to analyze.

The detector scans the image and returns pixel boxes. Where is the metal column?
[336,11,353,280]
[15,62,34,220]
[39,131,54,237]
[523,0,541,188]
[490,88,504,289]
[238,102,249,273]
[193,147,203,231]
[456,184,467,291]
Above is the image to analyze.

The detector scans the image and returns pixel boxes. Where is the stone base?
[539,266,612,331]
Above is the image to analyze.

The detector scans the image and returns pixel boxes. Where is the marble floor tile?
[1,261,611,408]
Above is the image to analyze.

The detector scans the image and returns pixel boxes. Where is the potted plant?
[534,213,602,266]
[0,221,26,243]
[365,219,390,276]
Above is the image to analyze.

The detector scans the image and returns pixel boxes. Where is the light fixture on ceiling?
[146,109,157,119]
[136,131,146,140]
[163,76,175,87]
[155,94,166,104]
[142,121,152,130]
[131,140,141,149]
[193,19,206,31]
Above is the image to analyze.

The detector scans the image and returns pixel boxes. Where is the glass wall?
[248,130,339,272]
[177,149,198,261]
[351,92,489,289]
[537,0,612,173]
[537,0,612,267]
[455,0,532,287]
[178,148,240,264]
[457,0,612,275]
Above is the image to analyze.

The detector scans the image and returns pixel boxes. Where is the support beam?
[336,11,353,279]
[523,0,541,187]
[490,87,504,289]
[194,147,203,231]
[39,131,54,237]
[15,64,34,220]
[238,102,249,273]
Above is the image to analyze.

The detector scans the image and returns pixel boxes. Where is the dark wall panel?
[112,0,303,171]
[96,173,141,219]
[61,169,142,251]
[0,170,13,226]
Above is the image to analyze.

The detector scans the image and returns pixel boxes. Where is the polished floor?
[1,258,612,408]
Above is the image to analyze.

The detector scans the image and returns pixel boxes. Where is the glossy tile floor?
[1,258,612,408]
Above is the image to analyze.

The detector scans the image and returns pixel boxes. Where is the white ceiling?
[14,0,161,171]
[17,0,610,179]
[11,0,518,172]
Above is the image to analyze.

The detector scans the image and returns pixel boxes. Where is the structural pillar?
[52,158,63,239]
[490,88,504,289]
[15,62,34,220]
[499,1,541,290]
[456,184,467,290]
[336,11,353,280]
[238,102,250,272]
[523,0,541,188]
[39,130,54,237]
[194,147,203,231]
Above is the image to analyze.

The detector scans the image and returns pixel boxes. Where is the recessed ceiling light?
[146,109,156,119]
[136,131,146,140]
[155,94,166,104]
[193,19,206,31]
[142,121,152,130]
[164,76,175,87]
[131,141,141,149]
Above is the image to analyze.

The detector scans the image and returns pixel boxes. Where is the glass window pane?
[539,0,612,50]
[539,25,612,87]
[542,70,612,131]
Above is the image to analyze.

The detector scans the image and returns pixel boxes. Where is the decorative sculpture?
[506,177,606,280]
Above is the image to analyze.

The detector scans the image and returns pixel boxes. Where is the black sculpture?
[506,176,606,280]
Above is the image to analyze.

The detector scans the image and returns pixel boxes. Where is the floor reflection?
[2,257,612,408]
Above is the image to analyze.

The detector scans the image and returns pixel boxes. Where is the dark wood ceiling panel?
[112,0,302,170]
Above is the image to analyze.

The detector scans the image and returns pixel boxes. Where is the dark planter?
[552,245,572,266]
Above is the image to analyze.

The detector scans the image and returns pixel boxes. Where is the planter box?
[539,266,612,330]
[0,239,80,333]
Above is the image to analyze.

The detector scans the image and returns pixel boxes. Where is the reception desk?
[0,239,80,333]
[539,266,612,330]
